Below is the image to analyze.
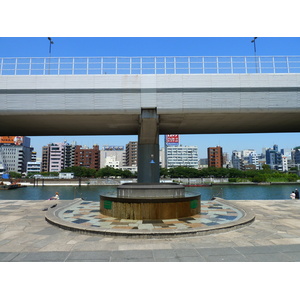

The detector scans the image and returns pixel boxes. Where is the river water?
[1,184,300,201]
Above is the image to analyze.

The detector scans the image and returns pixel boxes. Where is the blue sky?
[1,37,300,57]
[1,37,300,158]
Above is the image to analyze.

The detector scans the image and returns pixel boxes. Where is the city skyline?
[2,134,299,175]
[28,133,300,160]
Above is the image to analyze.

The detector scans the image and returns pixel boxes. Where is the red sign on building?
[165,135,180,146]
[0,136,24,145]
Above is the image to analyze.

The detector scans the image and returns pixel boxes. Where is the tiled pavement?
[47,198,249,236]
[1,199,300,261]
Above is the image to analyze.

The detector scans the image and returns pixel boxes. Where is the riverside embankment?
[5,177,221,187]
[7,177,300,187]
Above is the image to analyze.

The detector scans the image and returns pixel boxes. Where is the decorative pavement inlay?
[47,198,255,236]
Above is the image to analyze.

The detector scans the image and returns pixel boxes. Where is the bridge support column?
[100,108,201,221]
[137,108,160,183]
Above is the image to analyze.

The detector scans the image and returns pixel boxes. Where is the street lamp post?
[47,37,54,74]
[251,37,258,73]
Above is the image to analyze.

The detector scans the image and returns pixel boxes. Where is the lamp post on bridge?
[251,37,258,73]
[47,37,54,74]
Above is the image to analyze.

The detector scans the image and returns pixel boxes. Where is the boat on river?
[0,181,26,190]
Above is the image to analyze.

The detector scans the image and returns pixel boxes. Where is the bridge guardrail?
[1,56,300,75]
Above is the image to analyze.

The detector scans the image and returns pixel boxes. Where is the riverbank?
[4,178,300,187]
[2,178,138,187]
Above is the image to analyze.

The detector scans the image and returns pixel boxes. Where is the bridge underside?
[1,73,300,136]
[1,112,300,136]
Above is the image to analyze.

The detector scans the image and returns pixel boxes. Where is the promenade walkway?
[1,199,300,261]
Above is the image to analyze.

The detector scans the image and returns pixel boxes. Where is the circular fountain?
[100,183,201,220]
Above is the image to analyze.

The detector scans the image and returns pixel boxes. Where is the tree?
[61,166,95,177]
[160,168,169,178]
[9,171,21,178]
[252,174,267,182]
[96,166,117,178]
[122,169,135,178]
[262,164,271,172]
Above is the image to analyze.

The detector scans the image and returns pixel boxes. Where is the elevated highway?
[1,72,300,136]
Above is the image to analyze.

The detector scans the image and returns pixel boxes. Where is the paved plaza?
[1,198,300,261]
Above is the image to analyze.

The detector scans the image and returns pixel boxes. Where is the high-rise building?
[248,151,260,169]
[207,146,223,168]
[49,142,66,172]
[166,145,198,169]
[231,150,244,170]
[74,144,100,170]
[0,136,32,174]
[42,145,50,172]
[266,144,282,170]
[64,142,77,169]
[126,141,138,166]
[42,142,66,173]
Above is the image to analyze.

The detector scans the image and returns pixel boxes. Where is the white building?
[27,161,41,174]
[282,156,288,172]
[165,145,198,169]
[105,155,120,169]
[0,136,32,174]
[231,150,243,170]
[100,146,125,168]
[248,151,260,169]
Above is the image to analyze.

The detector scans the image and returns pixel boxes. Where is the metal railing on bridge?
[1,56,300,75]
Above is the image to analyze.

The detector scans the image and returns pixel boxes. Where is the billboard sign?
[165,134,180,146]
[0,136,24,145]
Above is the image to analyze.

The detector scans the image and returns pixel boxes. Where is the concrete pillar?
[137,109,160,183]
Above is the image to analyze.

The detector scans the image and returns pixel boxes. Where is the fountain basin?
[100,183,201,220]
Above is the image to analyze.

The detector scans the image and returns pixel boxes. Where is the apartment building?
[207,146,223,168]
[74,144,100,170]
[126,141,138,166]
[49,142,65,172]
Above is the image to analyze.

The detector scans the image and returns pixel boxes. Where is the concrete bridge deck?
[1,72,300,136]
